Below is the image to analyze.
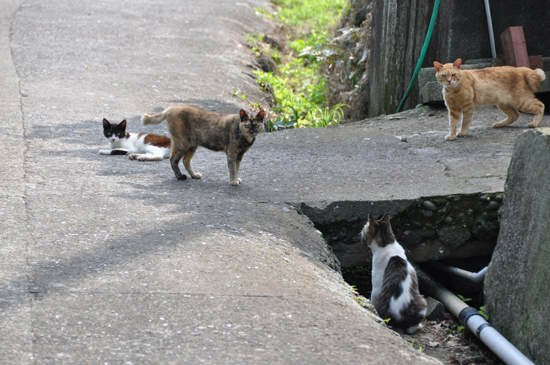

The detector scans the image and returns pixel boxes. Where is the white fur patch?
[102,133,169,160]
[388,269,413,320]
[370,241,406,302]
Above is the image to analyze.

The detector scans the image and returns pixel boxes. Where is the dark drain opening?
[297,192,501,305]
[297,193,503,363]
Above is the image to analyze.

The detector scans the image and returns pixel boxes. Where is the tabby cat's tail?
[142,109,168,125]
[526,69,546,93]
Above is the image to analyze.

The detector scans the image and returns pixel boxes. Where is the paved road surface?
[3,0,546,363]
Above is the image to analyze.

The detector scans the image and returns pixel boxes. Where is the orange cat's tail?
[526,69,546,93]
[142,109,167,125]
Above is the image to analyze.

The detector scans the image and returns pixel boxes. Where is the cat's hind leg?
[458,104,474,137]
[519,98,545,128]
[128,153,163,161]
[129,146,167,161]
[170,148,187,180]
[493,104,519,128]
[183,147,202,179]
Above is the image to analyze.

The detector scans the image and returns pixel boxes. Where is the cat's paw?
[229,178,241,186]
[405,325,420,334]
[492,121,509,128]
[191,172,202,179]
[128,153,138,160]
[444,134,457,141]
[457,131,467,137]
[528,122,539,128]
[177,175,187,181]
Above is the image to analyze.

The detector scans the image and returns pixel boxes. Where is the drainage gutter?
[418,270,535,365]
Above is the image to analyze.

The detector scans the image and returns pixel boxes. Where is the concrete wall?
[485,129,550,365]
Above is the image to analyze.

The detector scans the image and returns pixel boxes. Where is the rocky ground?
[406,319,500,365]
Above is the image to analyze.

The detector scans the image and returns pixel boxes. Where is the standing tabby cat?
[434,58,546,141]
[142,105,265,185]
[360,215,427,334]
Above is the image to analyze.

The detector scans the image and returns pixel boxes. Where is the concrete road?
[3,0,545,363]
[0,0,442,363]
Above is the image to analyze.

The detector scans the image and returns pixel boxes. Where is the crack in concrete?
[7,1,36,361]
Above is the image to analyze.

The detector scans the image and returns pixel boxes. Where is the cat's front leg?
[445,109,461,141]
[227,154,240,186]
[458,105,474,137]
[100,148,128,155]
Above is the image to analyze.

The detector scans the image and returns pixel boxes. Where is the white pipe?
[483,0,497,60]
[430,263,488,284]
[419,270,535,365]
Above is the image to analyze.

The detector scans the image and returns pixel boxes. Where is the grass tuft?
[254,0,347,130]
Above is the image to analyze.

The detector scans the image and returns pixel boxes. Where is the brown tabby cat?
[434,58,546,141]
[142,105,265,185]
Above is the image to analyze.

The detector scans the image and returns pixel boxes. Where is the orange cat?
[434,58,546,141]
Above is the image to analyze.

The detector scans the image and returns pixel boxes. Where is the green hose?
[396,0,441,112]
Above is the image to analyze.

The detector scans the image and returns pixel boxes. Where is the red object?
[500,26,529,67]
[529,55,543,69]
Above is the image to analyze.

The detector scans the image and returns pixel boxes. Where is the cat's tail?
[526,69,546,93]
[142,109,168,125]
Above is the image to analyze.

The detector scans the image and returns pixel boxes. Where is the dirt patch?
[405,319,501,365]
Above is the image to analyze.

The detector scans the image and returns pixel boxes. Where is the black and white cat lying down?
[99,118,170,161]
[360,215,428,334]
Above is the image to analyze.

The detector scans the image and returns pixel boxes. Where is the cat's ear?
[118,119,127,129]
[433,61,443,71]
[103,118,110,129]
[368,214,375,225]
[239,109,249,122]
[382,214,391,224]
[255,109,266,122]
[453,58,463,69]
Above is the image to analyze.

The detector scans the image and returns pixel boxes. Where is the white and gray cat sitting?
[99,118,170,161]
[360,215,427,334]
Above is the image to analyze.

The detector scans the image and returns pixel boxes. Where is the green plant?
[252,0,347,130]
[457,294,472,303]
[245,33,264,57]
[478,305,489,321]
[271,0,346,30]
[350,285,367,307]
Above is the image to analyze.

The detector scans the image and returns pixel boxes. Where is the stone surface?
[485,128,550,365]
[301,193,501,268]
[425,297,447,321]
